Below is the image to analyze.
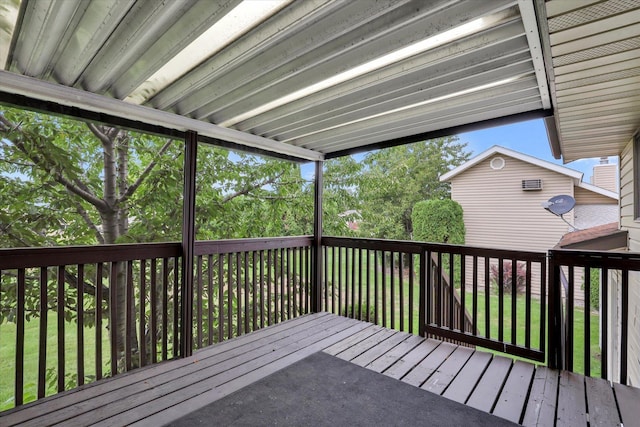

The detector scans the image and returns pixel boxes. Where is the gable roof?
[440,145,618,201]
[440,145,583,182]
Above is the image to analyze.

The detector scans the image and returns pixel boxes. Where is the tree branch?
[0,114,109,211]
[74,202,105,244]
[220,171,286,204]
[117,138,174,204]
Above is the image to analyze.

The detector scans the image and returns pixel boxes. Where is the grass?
[0,313,110,410]
[324,248,602,376]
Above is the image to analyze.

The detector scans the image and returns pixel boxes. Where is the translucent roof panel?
[1,0,558,161]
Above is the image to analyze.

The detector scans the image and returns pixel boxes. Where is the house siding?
[616,139,640,386]
[451,154,575,300]
[574,186,617,205]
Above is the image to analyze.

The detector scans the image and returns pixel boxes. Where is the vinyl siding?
[616,138,640,386]
[450,154,573,253]
[450,154,576,300]
[574,186,617,205]
[592,163,618,193]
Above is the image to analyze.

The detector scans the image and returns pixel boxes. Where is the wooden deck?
[1,312,638,426]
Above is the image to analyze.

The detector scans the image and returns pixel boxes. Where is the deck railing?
[321,237,547,361]
[549,249,640,385]
[0,243,182,408]
[1,236,638,410]
[192,236,313,349]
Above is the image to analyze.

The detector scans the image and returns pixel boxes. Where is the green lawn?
[0,313,110,410]
[324,249,602,376]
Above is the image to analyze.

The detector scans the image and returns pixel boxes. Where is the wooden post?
[312,161,323,312]
[180,131,197,357]
[547,251,562,370]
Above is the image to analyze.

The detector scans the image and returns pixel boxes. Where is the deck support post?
[547,251,562,370]
[180,131,197,357]
[311,160,323,312]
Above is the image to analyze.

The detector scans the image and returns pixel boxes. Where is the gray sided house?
[440,145,619,302]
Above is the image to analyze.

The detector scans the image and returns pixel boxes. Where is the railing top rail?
[549,248,640,270]
[322,236,546,261]
[0,242,182,269]
[194,235,313,256]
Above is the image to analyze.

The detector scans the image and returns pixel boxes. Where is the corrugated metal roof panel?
[1,0,557,160]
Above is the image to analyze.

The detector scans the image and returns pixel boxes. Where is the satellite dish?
[543,195,576,216]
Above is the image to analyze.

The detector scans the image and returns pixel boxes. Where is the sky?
[457,118,617,184]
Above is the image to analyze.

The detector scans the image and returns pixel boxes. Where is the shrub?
[411,199,465,244]
[583,268,600,310]
[343,304,376,322]
[490,261,526,294]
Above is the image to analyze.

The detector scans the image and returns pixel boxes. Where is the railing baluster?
[374,250,379,324]
[16,268,25,406]
[419,250,427,337]
[498,258,504,343]
[567,266,575,372]
[150,259,158,364]
[511,259,517,345]
[436,252,442,327]
[38,267,48,398]
[125,261,133,371]
[460,255,465,333]
[367,249,372,324]
[244,251,249,331]
[350,247,355,317]
[162,258,169,360]
[286,248,291,320]
[399,253,404,331]
[58,265,66,390]
[324,246,329,312]
[472,256,478,336]
[196,256,203,349]
[293,248,298,317]
[448,253,454,330]
[140,260,147,367]
[621,269,629,385]
[218,254,224,342]
[584,267,591,377]
[358,248,363,320]
[77,264,85,385]
[525,260,532,349]
[601,267,608,379]
[390,252,395,329]
[173,257,180,357]
[227,253,233,338]
[96,263,103,380]
[484,257,490,339]
[253,251,258,330]
[279,248,285,323]
[259,250,265,329]
[409,253,414,333]
[540,258,546,357]
[382,251,387,327]
[267,250,272,326]
[236,252,242,336]
[109,262,117,376]
[208,254,214,346]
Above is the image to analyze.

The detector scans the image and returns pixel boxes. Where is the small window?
[522,179,542,190]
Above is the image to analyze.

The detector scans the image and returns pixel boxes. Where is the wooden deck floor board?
[0,313,632,427]
[522,366,559,427]
[466,356,513,413]
[93,317,367,427]
[442,350,492,404]
[365,334,424,373]
[350,330,408,367]
[383,339,440,380]
[420,346,474,395]
[493,361,536,423]
[585,376,620,426]
[333,328,397,361]
[613,382,640,426]
[556,371,587,427]
[323,324,381,356]
[1,312,331,427]
[402,342,457,387]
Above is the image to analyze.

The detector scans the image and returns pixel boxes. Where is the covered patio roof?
[0,0,638,162]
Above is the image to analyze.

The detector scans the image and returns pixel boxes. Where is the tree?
[411,199,465,244]
[357,137,470,240]
[0,106,313,372]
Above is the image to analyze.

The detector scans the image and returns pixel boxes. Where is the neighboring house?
[440,146,619,301]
